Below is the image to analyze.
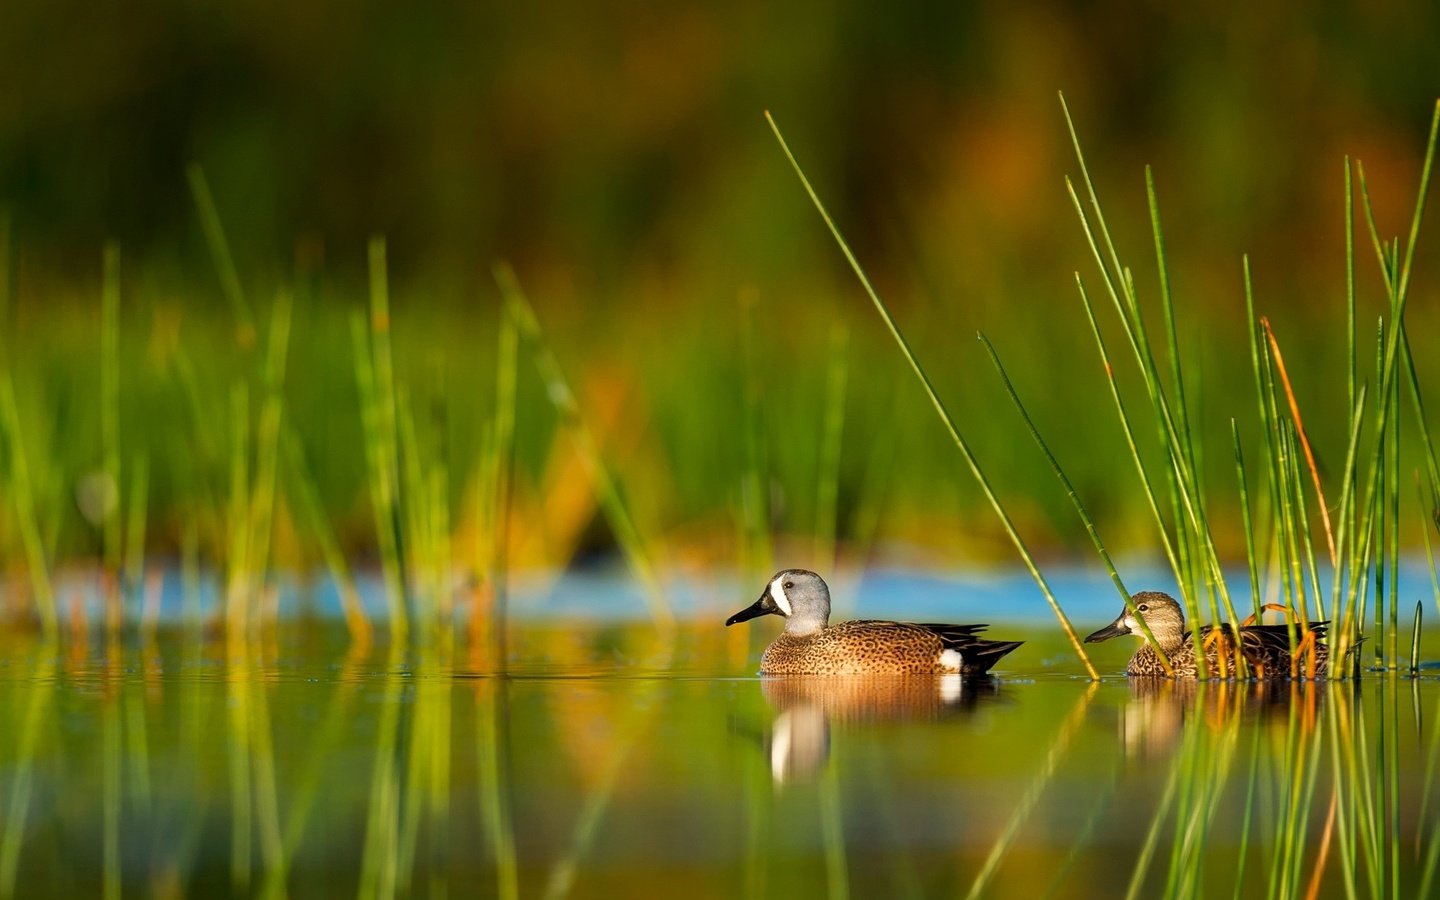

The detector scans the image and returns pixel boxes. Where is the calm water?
[3,572,1440,898]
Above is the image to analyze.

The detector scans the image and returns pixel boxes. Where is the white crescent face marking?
[770,577,792,616]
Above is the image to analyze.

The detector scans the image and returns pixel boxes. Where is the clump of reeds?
[768,95,1440,682]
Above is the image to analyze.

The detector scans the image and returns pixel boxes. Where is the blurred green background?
[2,0,1439,572]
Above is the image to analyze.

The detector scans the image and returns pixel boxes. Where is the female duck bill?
[1084,614,1133,643]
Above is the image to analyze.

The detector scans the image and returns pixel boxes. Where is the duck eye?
[1137,604,1149,612]
[783,582,794,590]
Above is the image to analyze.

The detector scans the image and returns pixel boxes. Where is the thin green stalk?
[1324,697,1360,900]
[1422,475,1440,620]
[475,308,518,666]
[540,659,671,900]
[1245,260,1287,610]
[358,652,405,900]
[819,763,850,900]
[1395,100,1440,301]
[182,514,202,640]
[397,391,434,626]
[965,684,1097,899]
[352,305,407,643]
[124,453,150,614]
[1076,277,1182,581]
[227,658,256,893]
[495,262,673,632]
[1041,766,1118,900]
[248,292,293,638]
[1411,602,1422,675]
[477,681,519,900]
[101,243,122,577]
[1400,330,1440,513]
[1125,732,1185,900]
[980,333,1172,673]
[1263,350,1300,620]
[0,374,57,638]
[103,685,121,900]
[366,238,409,643]
[1233,422,1262,621]
[766,110,1097,678]
[0,643,55,899]
[225,383,252,642]
[1284,420,1325,624]
[1329,388,1371,628]
[262,665,364,899]
[1350,687,1383,895]
[251,670,286,899]
[0,210,9,323]
[1231,721,1266,900]
[738,288,774,585]
[1346,158,1357,445]
[186,164,255,342]
[282,427,372,644]
[1061,97,1243,656]
[1387,322,1401,670]
[1147,168,1200,497]
[1387,680,1401,899]
[815,319,849,573]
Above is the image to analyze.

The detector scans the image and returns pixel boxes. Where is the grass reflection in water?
[0,624,1438,898]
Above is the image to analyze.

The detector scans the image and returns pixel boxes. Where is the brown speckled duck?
[725,569,1023,676]
[1084,591,1329,678]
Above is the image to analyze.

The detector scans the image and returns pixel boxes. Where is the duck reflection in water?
[1118,677,1326,760]
[757,675,1004,783]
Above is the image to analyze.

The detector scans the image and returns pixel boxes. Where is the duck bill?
[726,591,779,626]
[1085,614,1132,643]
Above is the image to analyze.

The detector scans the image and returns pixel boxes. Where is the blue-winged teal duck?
[725,569,1023,675]
[1084,591,1329,678]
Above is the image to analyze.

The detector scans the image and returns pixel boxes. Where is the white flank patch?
[939,673,963,703]
[938,648,964,673]
[770,577,792,616]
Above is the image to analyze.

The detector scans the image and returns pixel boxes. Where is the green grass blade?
[0,374,57,638]
[101,243,122,578]
[815,319,849,573]
[766,110,1097,678]
[979,332,1172,673]
[738,288,774,582]
[186,164,256,344]
[495,262,674,632]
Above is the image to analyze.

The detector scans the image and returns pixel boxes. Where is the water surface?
[2,610,1439,899]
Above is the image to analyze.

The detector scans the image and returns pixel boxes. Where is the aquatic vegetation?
[770,97,1440,681]
[0,625,1434,897]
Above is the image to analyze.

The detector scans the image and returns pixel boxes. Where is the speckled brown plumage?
[1087,591,1330,679]
[758,620,1021,676]
[726,569,1024,677]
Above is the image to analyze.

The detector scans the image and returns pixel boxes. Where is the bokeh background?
[2,0,1439,574]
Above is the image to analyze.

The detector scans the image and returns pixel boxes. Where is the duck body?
[1086,591,1329,679]
[759,620,1022,676]
[727,570,1023,677]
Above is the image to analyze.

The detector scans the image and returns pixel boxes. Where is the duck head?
[1085,591,1186,650]
[726,569,831,636]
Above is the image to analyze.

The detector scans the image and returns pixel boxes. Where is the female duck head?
[1085,591,1187,650]
[725,569,831,636]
